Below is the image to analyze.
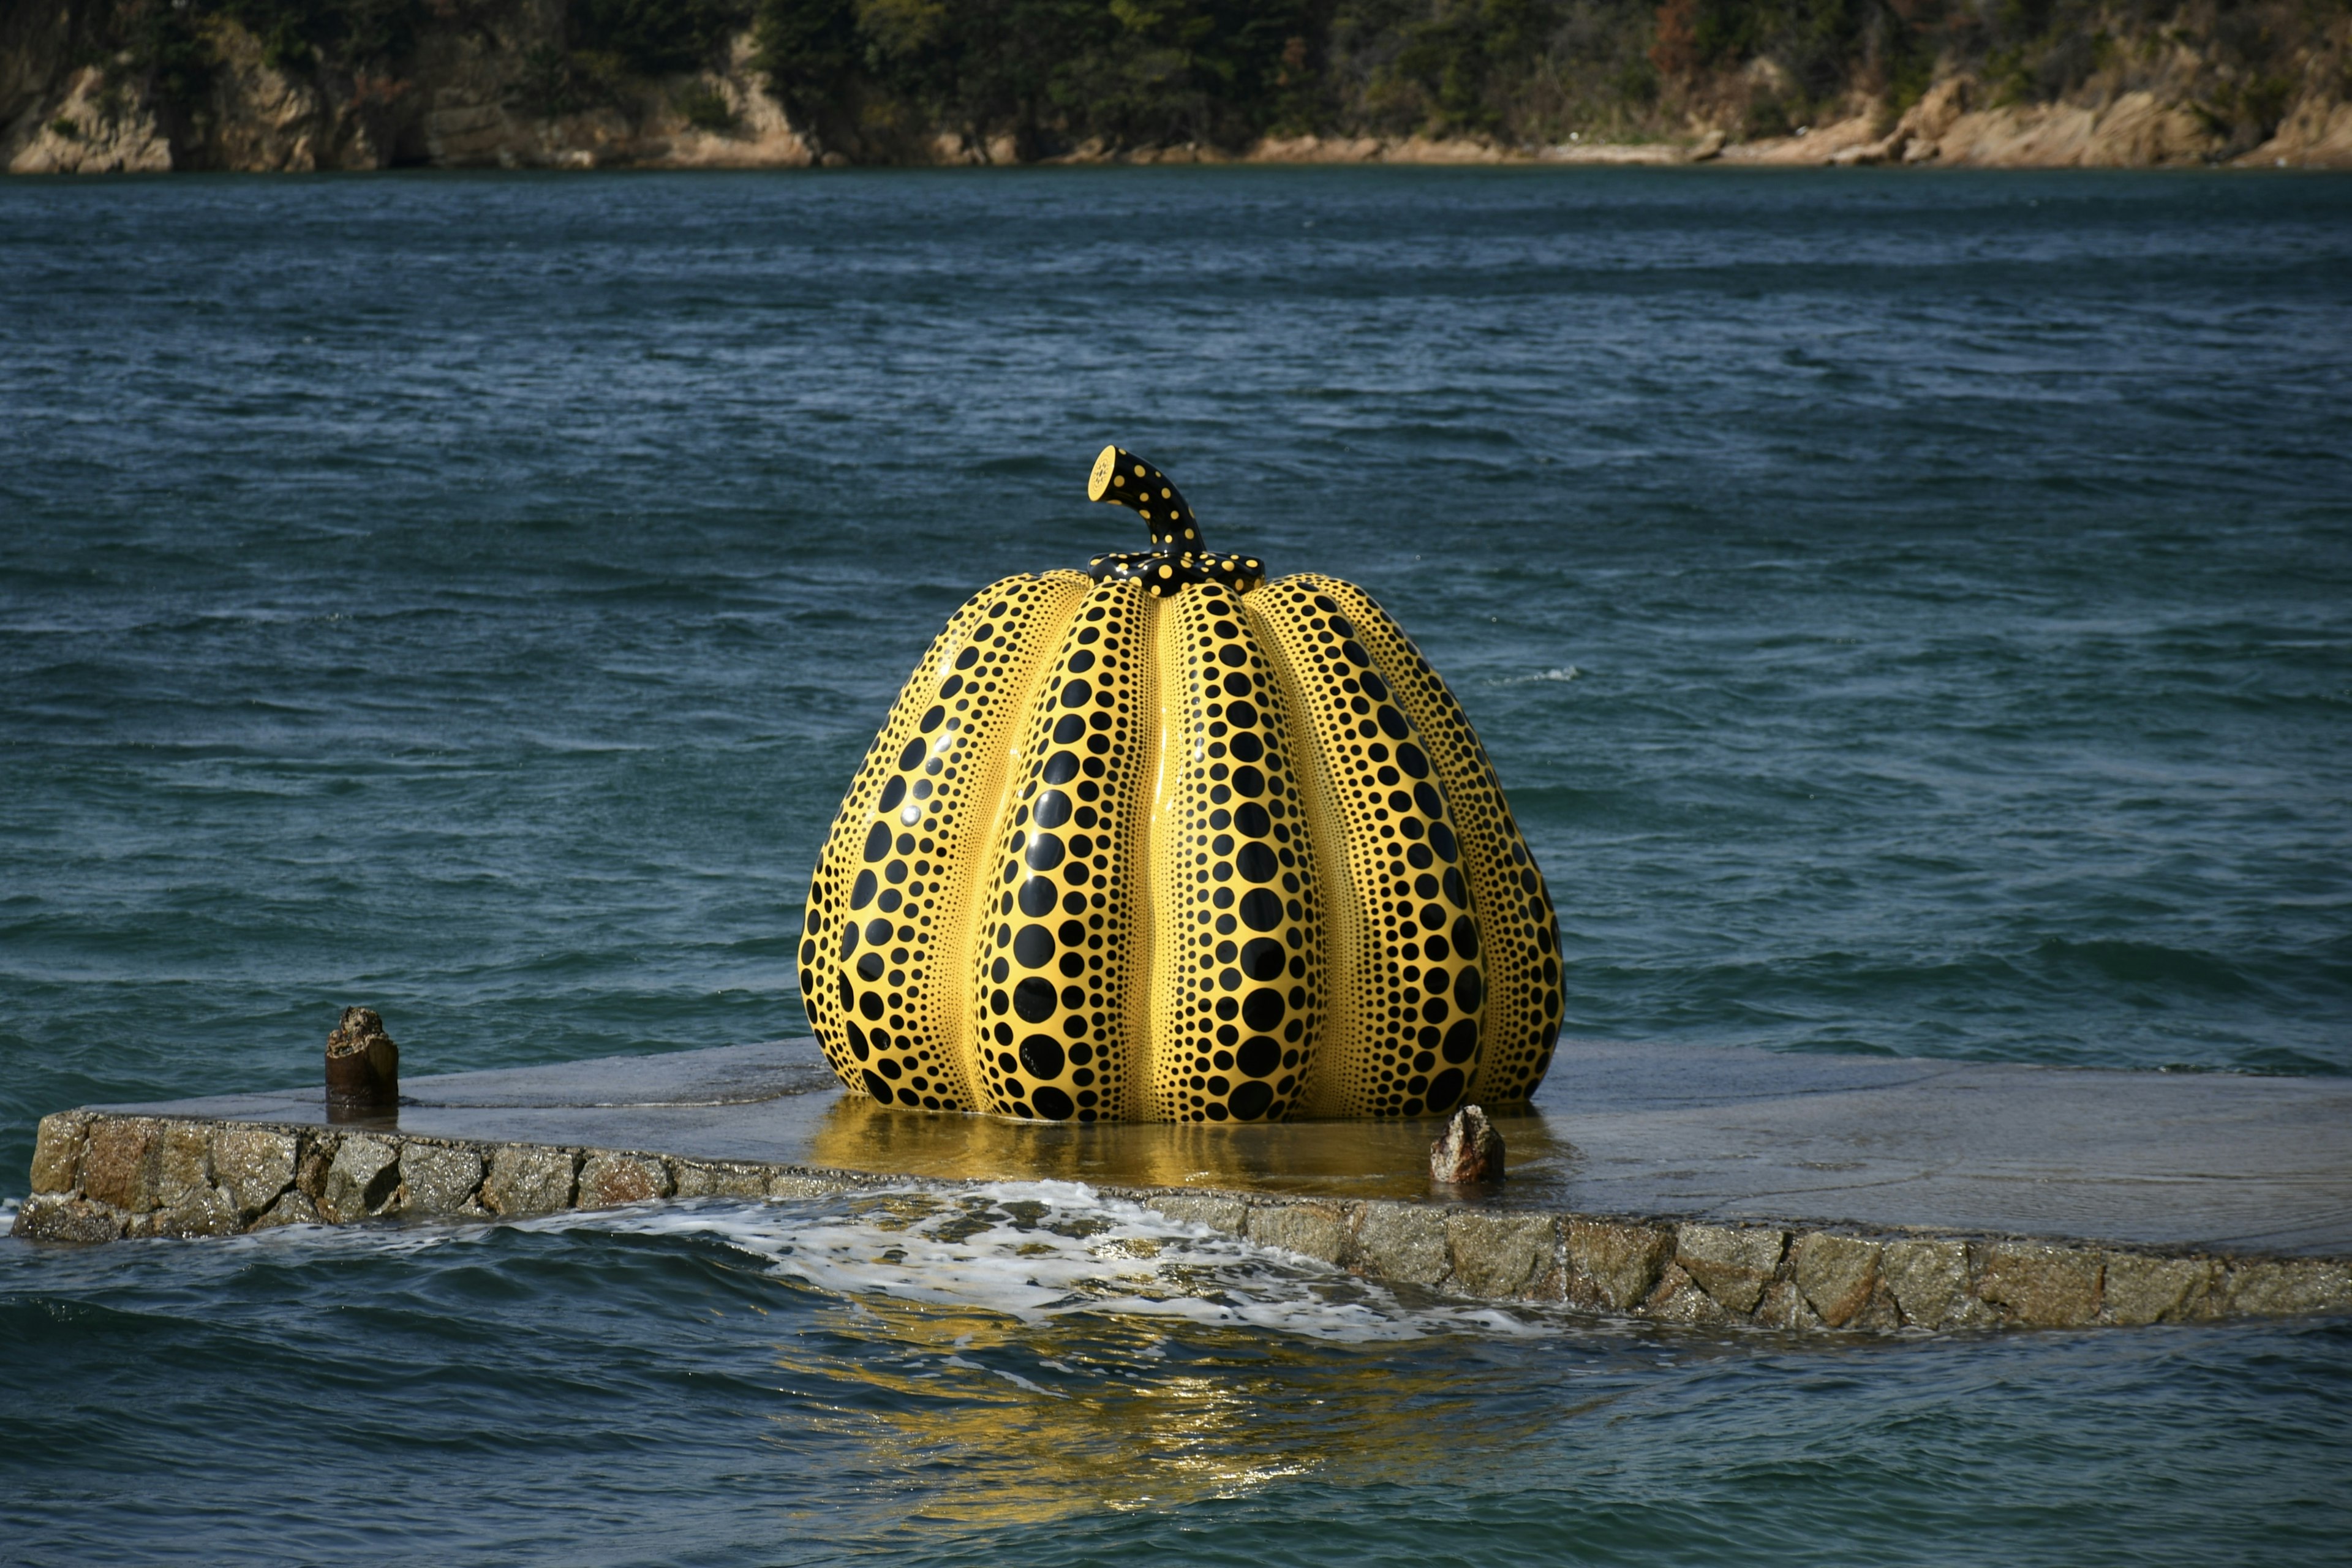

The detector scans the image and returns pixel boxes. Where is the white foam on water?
[564,1180,1549,1344]
[6,1182,1555,1346]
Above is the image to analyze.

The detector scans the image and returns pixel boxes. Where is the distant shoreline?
[16,108,2352,176]
[10,2,2351,176]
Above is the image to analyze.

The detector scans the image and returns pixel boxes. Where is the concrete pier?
[15,1038,2351,1333]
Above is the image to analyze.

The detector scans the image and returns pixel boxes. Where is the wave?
[546,1182,1547,1344]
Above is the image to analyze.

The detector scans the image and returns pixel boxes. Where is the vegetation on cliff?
[755,0,2344,157]
[3,0,2348,168]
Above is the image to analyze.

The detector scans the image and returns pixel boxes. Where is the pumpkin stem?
[1087,445,1202,549]
[1084,445,1267,598]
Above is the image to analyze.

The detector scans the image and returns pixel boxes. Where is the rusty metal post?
[325,1006,399,1122]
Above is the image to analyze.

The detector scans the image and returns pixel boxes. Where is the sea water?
[2,168,2348,1564]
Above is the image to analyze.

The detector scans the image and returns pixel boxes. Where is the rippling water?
[4,168,2350,1562]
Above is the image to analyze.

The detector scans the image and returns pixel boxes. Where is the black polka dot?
[1239,938,1285,981]
[1019,1036,1066,1079]
[1242,989,1284,1030]
[1014,925,1055,967]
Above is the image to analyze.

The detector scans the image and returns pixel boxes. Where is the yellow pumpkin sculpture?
[798,447,1562,1123]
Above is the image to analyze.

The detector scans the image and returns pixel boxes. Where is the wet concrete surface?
[104,1037,2352,1256]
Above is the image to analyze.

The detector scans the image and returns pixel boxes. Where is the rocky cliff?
[6,0,2348,173]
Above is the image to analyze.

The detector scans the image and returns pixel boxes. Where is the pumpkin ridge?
[966,578,1156,1122]
[799,581,1004,1110]
[935,571,1096,1109]
[1141,592,1190,1118]
[802,571,1089,1113]
[1146,586,1325,1122]
[1249,576,1486,1118]
[1314,580,1564,1104]
[1246,588,1364,1117]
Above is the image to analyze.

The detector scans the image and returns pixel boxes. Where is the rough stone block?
[1975,1242,2103,1328]
[766,1172,845,1202]
[671,1161,772,1200]
[1853,1286,1905,1331]
[11,1193,126,1243]
[579,1152,673,1208]
[1675,1223,1786,1313]
[1751,1277,1823,1330]
[1144,1191,1250,1237]
[149,1185,241,1238]
[211,1126,298,1218]
[1791,1233,1883,1327]
[1353,1202,1452,1286]
[2102,1253,2215,1326]
[402,1143,487,1217]
[1643,1262,1731,1325]
[1247,1200,1351,1264]
[80,1118,160,1212]
[1566,1219,1674,1311]
[295,1131,340,1201]
[2222,1259,2352,1318]
[29,1112,92,1195]
[318,1134,402,1224]
[1882,1238,1971,1328]
[155,1121,213,1204]
[482,1145,579,1216]
[1452,1211,1561,1298]
[254,1189,322,1229]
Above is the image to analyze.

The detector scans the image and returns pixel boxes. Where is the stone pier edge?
[13,1110,2351,1333]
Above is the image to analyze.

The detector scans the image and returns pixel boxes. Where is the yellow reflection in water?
[770,1287,1568,1527]
[802,1093,1572,1200]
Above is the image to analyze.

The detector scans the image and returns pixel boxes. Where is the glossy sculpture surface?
[799,447,1562,1123]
